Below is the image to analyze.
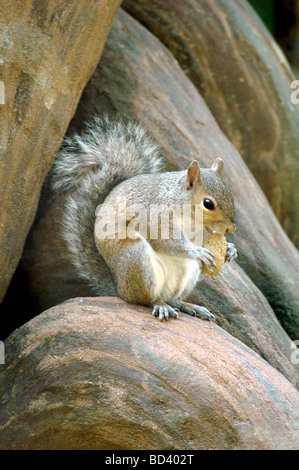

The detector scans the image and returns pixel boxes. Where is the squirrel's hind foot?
[169,300,216,321]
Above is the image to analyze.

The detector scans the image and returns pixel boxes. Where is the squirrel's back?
[51,116,162,293]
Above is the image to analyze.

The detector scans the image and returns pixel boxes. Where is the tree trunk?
[0,298,298,450]
[0,0,121,303]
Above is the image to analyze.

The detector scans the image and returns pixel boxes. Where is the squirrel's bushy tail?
[51,115,161,193]
[51,116,161,293]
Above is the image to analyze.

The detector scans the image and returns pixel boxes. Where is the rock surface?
[123,0,299,247]
[0,297,298,450]
[0,0,121,304]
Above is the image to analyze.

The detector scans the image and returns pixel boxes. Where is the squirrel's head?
[185,158,235,235]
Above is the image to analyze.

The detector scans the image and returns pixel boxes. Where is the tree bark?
[0,0,121,303]
[0,298,298,450]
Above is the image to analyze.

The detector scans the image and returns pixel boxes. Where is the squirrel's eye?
[203,198,215,210]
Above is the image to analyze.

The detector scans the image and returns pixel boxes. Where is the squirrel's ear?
[211,158,224,176]
[186,160,201,190]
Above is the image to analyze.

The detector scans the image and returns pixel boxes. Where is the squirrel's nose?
[226,223,235,234]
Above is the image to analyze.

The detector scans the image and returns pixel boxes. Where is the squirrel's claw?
[226,242,237,263]
[152,303,179,322]
[168,300,216,322]
[194,306,216,321]
[180,304,215,321]
[195,247,216,272]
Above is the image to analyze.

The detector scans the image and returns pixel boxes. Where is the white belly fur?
[150,252,200,302]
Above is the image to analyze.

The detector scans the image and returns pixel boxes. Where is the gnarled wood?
[0,298,298,450]
[0,0,121,303]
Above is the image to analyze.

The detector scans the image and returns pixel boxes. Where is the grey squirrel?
[52,116,237,321]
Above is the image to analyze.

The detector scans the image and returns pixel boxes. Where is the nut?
[202,233,227,277]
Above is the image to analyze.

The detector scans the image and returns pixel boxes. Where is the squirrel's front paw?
[226,242,237,262]
[152,302,179,322]
[194,247,216,273]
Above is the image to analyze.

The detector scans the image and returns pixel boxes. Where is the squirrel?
[52,116,237,322]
